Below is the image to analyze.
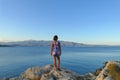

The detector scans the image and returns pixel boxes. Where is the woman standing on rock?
[50,35,62,71]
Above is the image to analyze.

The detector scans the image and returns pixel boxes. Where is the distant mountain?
[0,40,88,47]
[0,40,117,47]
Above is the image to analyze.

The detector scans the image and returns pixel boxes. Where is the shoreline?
[1,61,120,80]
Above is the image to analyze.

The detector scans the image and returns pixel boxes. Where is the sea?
[0,46,120,78]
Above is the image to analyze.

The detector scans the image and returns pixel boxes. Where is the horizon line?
[0,39,120,46]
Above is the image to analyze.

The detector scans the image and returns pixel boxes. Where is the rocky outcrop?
[19,65,53,80]
[0,65,95,80]
[1,61,120,80]
[19,64,95,80]
[95,61,120,80]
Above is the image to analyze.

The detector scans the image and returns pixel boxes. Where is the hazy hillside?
[0,40,87,47]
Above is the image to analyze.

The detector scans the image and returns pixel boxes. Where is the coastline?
[1,61,120,80]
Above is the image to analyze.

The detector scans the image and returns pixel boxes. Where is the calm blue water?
[0,46,120,78]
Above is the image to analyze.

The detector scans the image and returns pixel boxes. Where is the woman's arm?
[50,42,54,56]
[58,42,62,55]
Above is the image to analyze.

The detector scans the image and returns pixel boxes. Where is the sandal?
[58,67,61,71]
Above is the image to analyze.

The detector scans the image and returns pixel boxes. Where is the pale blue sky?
[0,0,120,45]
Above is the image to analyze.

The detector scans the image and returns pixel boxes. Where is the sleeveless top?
[52,41,61,56]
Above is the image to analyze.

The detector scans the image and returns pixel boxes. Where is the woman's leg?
[53,56,57,71]
[57,56,60,69]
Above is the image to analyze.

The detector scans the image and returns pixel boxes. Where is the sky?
[0,0,120,45]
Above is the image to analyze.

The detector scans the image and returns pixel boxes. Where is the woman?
[50,35,61,71]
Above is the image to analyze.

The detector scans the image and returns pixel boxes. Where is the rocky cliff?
[1,61,120,80]
[0,65,95,80]
[95,61,120,80]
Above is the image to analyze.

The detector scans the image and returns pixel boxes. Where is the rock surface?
[95,61,120,80]
[0,65,95,80]
[19,64,94,80]
[1,61,120,80]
